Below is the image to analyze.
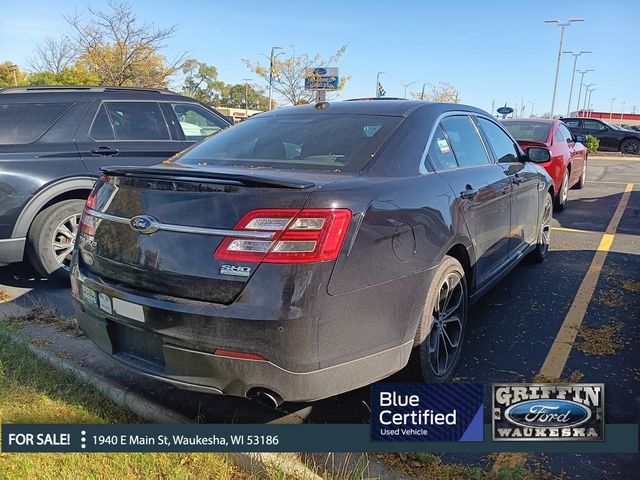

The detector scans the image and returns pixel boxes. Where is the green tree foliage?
[180,59,225,104]
[27,65,99,86]
[218,83,270,110]
[0,61,28,87]
[243,46,350,106]
[584,134,600,154]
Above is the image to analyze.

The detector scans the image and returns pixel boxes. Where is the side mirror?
[575,135,586,143]
[526,147,551,163]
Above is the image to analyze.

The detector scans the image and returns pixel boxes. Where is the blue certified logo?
[129,215,158,234]
[505,399,591,428]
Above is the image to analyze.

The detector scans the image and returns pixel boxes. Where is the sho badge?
[220,265,252,277]
[492,383,604,441]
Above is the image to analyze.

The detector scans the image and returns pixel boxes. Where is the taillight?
[214,208,352,263]
[79,184,100,235]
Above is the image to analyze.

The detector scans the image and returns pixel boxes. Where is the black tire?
[554,170,569,211]
[26,199,85,282]
[408,255,468,383]
[620,138,640,155]
[529,192,553,263]
[574,158,587,189]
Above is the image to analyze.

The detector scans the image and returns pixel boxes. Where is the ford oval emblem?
[129,215,158,234]
[504,399,591,429]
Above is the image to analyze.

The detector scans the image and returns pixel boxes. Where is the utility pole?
[242,78,252,118]
[609,97,616,121]
[545,18,584,118]
[575,69,594,116]
[376,72,385,98]
[268,46,282,110]
[563,51,591,116]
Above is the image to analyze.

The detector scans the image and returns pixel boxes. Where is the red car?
[502,118,588,210]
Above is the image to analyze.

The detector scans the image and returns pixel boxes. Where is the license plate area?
[112,323,165,369]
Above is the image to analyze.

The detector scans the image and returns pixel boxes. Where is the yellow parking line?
[538,183,634,380]
[552,226,599,234]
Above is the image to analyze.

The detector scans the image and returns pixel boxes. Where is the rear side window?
[175,114,402,172]
[440,116,490,167]
[427,125,458,170]
[0,103,71,144]
[563,119,581,128]
[90,102,170,141]
[477,117,519,163]
[171,103,227,141]
[582,120,606,131]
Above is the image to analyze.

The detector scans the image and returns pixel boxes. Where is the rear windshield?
[0,103,72,144]
[502,121,551,143]
[174,113,402,172]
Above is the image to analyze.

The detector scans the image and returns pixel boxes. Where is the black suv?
[0,86,230,280]
[561,117,640,154]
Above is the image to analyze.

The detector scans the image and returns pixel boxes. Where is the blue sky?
[1,0,638,116]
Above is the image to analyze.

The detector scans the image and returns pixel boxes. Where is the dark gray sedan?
[71,100,553,405]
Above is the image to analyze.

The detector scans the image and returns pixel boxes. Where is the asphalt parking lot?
[1,156,638,475]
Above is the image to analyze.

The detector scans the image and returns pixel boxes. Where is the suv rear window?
[174,114,402,172]
[0,103,71,144]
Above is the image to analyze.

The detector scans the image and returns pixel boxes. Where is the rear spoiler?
[101,165,315,189]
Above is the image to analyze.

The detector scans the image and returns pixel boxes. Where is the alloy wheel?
[428,272,465,377]
[51,213,81,271]
[540,195,552,253]
[621,139,640,155]
[560,172,569,205]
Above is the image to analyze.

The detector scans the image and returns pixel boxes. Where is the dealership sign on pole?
[304,67,339,91]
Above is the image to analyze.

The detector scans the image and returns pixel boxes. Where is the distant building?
[572,110,640,126]
[215,106,263,123]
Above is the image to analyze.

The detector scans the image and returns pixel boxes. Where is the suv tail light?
[214,208,352,263]
[79,188,98,235]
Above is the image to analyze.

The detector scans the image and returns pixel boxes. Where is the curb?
[0,302,323,479]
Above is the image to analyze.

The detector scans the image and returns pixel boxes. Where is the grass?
[0,327,246,479]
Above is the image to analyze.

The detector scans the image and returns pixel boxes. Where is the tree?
[180,59,224,104]
[218,83,270,110]
[0,61,28,87]
[27,36,78,74]
[27,65,99,86]
[243,46,350,106]
[411,82,460,103]
[64,0,186,88]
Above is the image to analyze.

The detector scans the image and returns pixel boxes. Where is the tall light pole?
[420,83,427,100]
[620,101,626,125]
[399,81,415,99]
[376,72,385,97]
[528,101,535,117]
[582,83,596,115]
[268,46,282,110]
[545,19,585,118]
[563,50,591,116]
[586,87,597,117]
[609,97,616,121]
[575,69,594,116]
[242,78,252,117]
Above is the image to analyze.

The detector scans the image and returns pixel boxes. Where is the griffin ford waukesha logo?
[129,215,159,234]
[492,384,604,441]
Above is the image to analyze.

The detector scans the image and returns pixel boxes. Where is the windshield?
[501,121,551,143]
[174,113,402,172]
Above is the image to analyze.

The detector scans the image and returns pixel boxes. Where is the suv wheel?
[409,255,468,382]
[27,199,85,282]
[620,138,640,155]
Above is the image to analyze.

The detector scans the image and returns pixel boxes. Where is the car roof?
[0,85,190,102]
[502,117,557,125]
[251,99,488,118]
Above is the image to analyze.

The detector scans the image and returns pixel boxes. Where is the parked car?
[71,100,553,405]
[622,124,640,132]
[0,86,230,280]
[561,117,640,154]
[501,118,588,210]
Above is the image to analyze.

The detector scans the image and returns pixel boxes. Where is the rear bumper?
[0,237,25,264]
[74,305,412,402]
[71,262,430,402]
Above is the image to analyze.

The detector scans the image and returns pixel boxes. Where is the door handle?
[512,174,523,185]
[91,146,119,156]
[460,185,479,199]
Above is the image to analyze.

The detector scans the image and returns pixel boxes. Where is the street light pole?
[242,78,252,117]
[420,83,427,100]
[586,87,597,117]
[563,50,591,116]
[376,72,385,97]
[545,19,584,118]
[609,97,616,121]
[399,81,416,99]
[582,83,596,115]
[575,69,594,116]
[528,101,534,117]
[620,101,626,125]
[268,46,282,111]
